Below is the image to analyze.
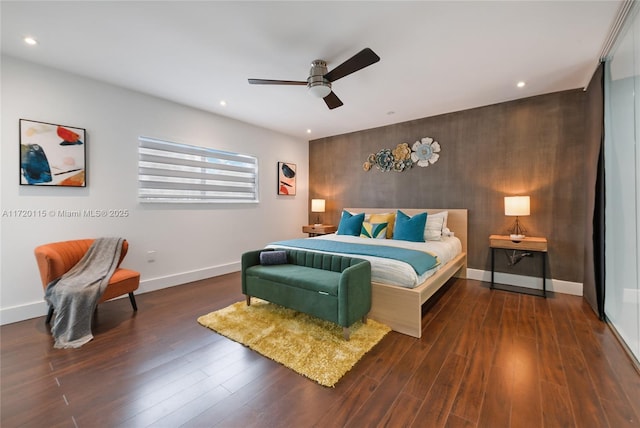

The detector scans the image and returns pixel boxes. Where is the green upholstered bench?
[241,248,372,340]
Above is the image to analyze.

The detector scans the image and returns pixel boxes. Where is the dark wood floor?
[2,274,639,428]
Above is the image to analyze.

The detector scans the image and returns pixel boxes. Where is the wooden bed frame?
[345,208,468,338]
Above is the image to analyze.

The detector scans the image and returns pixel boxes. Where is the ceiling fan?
[248,48,380,110]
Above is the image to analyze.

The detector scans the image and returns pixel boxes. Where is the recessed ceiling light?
[306,129,312,134]
[517,81,526,88]
[219,100,227,106]
[24,37,38,46]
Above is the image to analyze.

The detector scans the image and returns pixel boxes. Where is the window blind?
[138,136,258,203]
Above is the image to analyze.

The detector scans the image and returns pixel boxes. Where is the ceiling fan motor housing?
[307,60,332,98]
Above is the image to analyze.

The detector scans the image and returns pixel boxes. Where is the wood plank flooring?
[2,274,639,427]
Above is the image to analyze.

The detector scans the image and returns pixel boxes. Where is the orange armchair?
[34,238,140,324]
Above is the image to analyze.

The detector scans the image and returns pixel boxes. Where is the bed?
[267,208,467,338]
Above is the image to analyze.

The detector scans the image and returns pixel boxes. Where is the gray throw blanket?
[44,237,124,348]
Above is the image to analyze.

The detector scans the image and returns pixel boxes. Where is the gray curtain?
[582,62,605,317]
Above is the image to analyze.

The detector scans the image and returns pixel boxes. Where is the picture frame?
[19,119,86,187]
[277,162,296,195]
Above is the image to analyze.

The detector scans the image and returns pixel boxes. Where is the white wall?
[1,56,309,324]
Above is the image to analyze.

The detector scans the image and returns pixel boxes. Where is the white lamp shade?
[504,196,530,216]
[311,199,326,213]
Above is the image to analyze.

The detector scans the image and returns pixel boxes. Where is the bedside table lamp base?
[509,217,526,241]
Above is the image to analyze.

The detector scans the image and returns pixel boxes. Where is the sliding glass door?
[604,7,640,363]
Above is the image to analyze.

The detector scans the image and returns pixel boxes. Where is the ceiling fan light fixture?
[308,82,332,98]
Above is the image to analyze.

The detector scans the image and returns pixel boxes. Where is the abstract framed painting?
[19,119,86,187]
[277,162,296,195]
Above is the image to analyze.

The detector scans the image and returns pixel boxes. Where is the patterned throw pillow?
[369,212,396,238]
[360,222,388,239]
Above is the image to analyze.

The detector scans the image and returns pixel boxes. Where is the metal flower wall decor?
[363,137,440,172]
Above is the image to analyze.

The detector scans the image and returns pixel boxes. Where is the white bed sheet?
[266,234,462,289]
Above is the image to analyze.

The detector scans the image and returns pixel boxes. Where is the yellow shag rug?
[197,299,391,387]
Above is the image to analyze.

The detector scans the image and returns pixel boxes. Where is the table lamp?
[311,199,325,226]
[505,196,530,241]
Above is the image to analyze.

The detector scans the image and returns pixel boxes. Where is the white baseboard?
[466,268,583,296]
[0,301,50,326]
[139,261,240,294]
[2,264,582,325]
[0,261,241,326]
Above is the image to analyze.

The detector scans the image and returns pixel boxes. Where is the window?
[138,136,258,203]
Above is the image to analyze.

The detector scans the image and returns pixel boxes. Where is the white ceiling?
[1,1,621,140]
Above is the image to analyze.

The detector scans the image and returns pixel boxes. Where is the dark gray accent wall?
[309,89,592,283]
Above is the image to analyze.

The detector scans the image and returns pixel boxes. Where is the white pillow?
[424,216,444,241]
[437,211,449,229]
[424,211,449,241]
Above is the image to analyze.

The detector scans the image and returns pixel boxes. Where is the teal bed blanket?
[268,238,439,275]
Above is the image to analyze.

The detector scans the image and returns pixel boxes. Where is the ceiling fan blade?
[248,79,307,85]
[323,91,343,110]
[324,48,380,82]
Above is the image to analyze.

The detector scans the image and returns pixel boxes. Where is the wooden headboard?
[344,208,468,256]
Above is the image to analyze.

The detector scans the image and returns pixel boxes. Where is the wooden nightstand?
[489,235,548,297]
[302,224,337,237]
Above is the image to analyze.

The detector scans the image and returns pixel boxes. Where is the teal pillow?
[337,211,365,236]
[393,210,427,242]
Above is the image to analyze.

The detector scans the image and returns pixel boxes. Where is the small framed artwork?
[277,162,296,195]
[19,119,86,187]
